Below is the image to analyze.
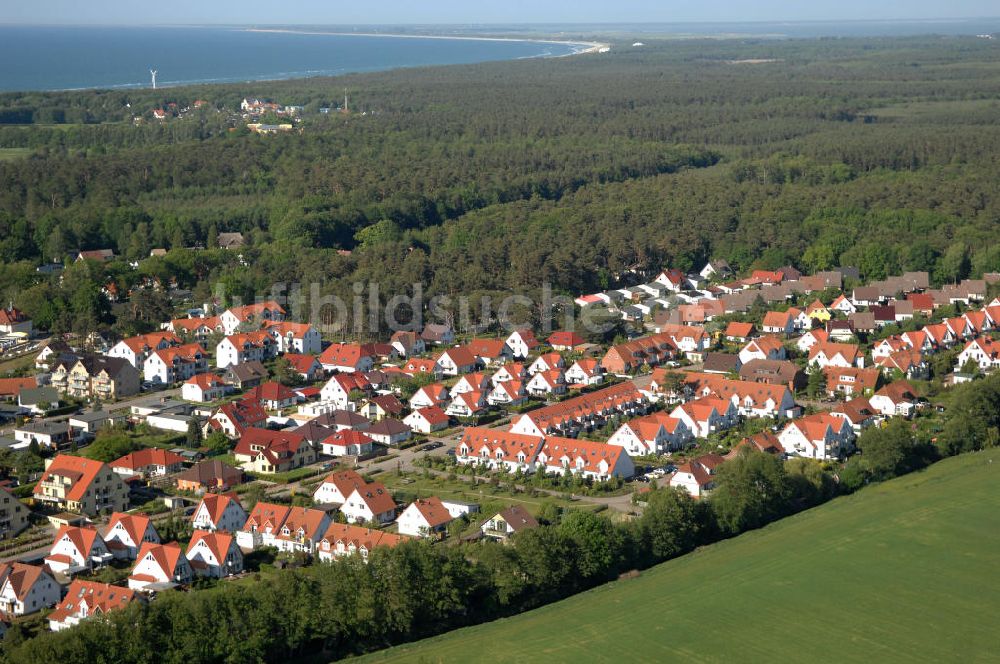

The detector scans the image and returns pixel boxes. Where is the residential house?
[128,542,193,590]
[548,331,585,351]
[233,429,315,474]
[870,381,921,417]
[390,330,426,357]
[528,353,566,376]
[165,316,222,340]
[487,380,528,407]
[206,399,268,438]
[875,349,929,380]
[44,526,113,575]
[182,373,228,402]
[738,359,806,392]
[492,362,527,384]
[0,487,29,540]
[505,329,540,359]
[191,492,247,532]
[451,372,492,396]
[110,448,186,478]
[175,460,245,494]
[13,421,70,449]
[103,513,160,560]
[236,502,290,549]
[403,358,444,379]
[669,397,739,438]
[403,406,450,434]
[51,355,140,400]
[263,320,322,354]
[247,381,299,411]
[215,332,276,369]
[779,413,855,460]
[313,470,367,506]
[607,412,692,455]
[830,294,857,315]
[359,394,405,421]
[420,323,455,346]
[318,343,374,374]
[222,361,268,391]
[724,322,755,342]
[809,341,863,369]
[564,359,604,386]
[480,506,539,542]
[218,301,286,335]
[268,506,331,554]
[143,343,208,384]
[823,367,881,397]
[456,427,545,473]
[366,418,412,446]
[955,337,1000,372]
[320,430,375,457]
[106,332,180,369]
[397,497,454,539]
[47,580,136,632]
[281,353,324,382]
[669,454,726,498]
[738,336,786,365]
[17,386,61,415]
[0,563,60,616]
[409,383,450,410]
[526,370,567,396]
[831,398,879,433]
[796,328,829,354]
[187,530,243,578]
[319,372,372,410]
[510,382,647,438]
[466,339,512,366]
[34,455,128,516]
[340,482,397,525]
[535,437,635,480]
[0,307,31,335]
[702,352,741,375]
[317,523,408,563]
[761,310,796,336]
[445,391,489,418]
[436,347,478,376]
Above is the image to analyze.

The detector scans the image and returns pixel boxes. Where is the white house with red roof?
[451,373,491,397]
[409,383,450,410]
[809,341,863,369]
[186,530,243,578]
[110,448,186,478]
[206,399,268,438]
[548,330,585,351]
[106,332,181,369]
[487,380,528,407]
[528,352,565,375]
[779,413,855,460]
[103,513,160,560]
[268,506,331,554]
[526,370,567,396]
[320,372,372,409]
[215,331,277,369]
[340,482,397,525]
[669,454,725,497]
[219,301,285,335]
[281,353,324,381]
[182,373,228,402]
[191,493,247,533]
[45,526,113,575]
[0,562,60,616]
[456,427,544,473]
[320,429,375,456]
[313,470,366,505]
[317,524,409,563]
[403,358,443,379]
[397,497,454,539]
[390,330,426,357]
[436,347,479,376]
[128,542,193,590]
[669,397,739,438]
[505,328,540,359]
[607,412,692,455]
[564,359,604,386]
[445,391,488,418]
[237,502,290,549]
[955,337,1000,372]
[796,328,829,353]
[143,343,208,384]
[165,316,222,339]
[318,342,374,374]
[47,580,135,632]
[491,362,527,384]
[535,437,634,480]
[738,336,786,365]
[870,381,921,417]
[262,320,322,354]
[762,310,796,335]
[830,294,857,314]
[247,381,299,411]
[403,406,450,434]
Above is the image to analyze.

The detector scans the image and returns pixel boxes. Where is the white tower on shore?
[150,69,158,90]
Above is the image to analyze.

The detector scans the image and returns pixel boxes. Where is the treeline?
[9,369,999,663]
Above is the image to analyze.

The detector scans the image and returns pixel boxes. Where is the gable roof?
[350,482,396,515]
[105,512,154,546]
[176,460,244,487]
[187,530,236,564]
[111,448,186,471]
[406,497,453,528]
[192,493,242,526]
[47,579,135,624]
[35,455,110,503]
[133,541,186,577]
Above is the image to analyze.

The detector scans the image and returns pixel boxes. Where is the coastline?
[241,28,609,56]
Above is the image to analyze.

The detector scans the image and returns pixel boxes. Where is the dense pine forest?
[1,36,999,336]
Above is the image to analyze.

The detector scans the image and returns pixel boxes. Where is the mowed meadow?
[359,451,1000,663]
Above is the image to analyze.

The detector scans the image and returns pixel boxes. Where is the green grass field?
[0,148,31,161]
[359,452,1000,663]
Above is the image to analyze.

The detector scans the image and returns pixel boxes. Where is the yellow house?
[34,455,129,516]
[806,299,831,322]
[0,487,29,540]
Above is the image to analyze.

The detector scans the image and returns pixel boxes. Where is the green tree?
[856,418,917,479]
[558,510,625,581]
[637,487,706,563]
[711,448,792,534]
[186,417,203,447]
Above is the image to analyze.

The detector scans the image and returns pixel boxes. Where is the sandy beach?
[242,28,609,56]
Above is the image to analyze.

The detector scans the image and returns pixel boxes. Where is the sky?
[0,0,997,26]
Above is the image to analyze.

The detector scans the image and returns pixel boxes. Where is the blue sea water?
[0,26,584,92]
